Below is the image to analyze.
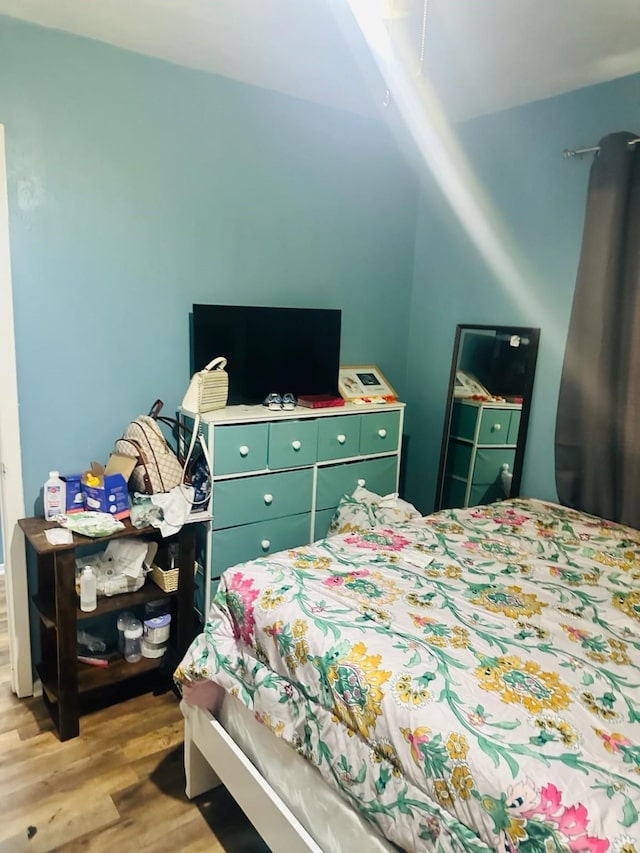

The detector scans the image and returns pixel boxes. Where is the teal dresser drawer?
[449,402,478,441]
[268,419,318,469]
[442,477,468,510]
[213,468,313,529]
[472,448,516,485]
[469,481,506,507]
[477,408,513,444]
[212,513,311,578]
[316,456,398,511]
[446,441,472,479]
[317,415,361,461]
[507,409,521,445]
[359,411,401,455]
[313,508,337,540]
[213,423,268,475]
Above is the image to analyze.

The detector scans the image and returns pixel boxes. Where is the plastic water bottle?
[80,566,97,612]
[44,471,66,521]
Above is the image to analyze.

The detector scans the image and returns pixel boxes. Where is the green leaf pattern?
[177,498,640,851]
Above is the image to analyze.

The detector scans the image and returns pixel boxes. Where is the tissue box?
[82,454,136,519]
[63,474,84,514]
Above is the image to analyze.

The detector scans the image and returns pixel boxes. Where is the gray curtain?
[556,131,640,528]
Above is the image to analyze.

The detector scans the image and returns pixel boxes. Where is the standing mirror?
[435,324,540,510]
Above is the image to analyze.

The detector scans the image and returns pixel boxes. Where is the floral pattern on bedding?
[176,498,640,852]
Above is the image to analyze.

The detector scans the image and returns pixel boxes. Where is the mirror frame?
[434,323,540,511]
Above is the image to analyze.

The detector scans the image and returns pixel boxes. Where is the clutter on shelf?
[74,539,158,598]
[43,396,211,540]
[58,511,125,538]
[43,453,135,523]
[81,455,136,518]
[82,604,172,668]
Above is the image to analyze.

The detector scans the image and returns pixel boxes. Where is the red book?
[297,395,345,409]
[77,655,110,668]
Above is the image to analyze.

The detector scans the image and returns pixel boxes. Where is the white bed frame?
[181,698,395,853]
[182,700,322,852]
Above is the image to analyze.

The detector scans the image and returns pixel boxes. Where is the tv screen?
[192,304,342,405]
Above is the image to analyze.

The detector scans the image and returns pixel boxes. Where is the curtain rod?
[563,137,640,159]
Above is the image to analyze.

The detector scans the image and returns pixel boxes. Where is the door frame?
[0,123,33,697]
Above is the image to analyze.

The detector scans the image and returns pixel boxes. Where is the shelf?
[77,578,174,620]
[33,577,175,627]
[38,655,163,701]
[18,516,159,556]
[78,654,162,692]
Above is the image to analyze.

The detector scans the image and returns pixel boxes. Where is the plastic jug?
[44,471,66,521]
[79,566,97,612]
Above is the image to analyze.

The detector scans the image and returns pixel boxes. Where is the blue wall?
[403,73,640,513]
[0,16,418,514]
[3,14,640,527]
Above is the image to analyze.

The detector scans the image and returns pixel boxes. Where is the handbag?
[115,415,184,495]
[182,356,228,414]
[146,400,212,507]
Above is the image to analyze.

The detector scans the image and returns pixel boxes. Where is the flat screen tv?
[191,304,342,405]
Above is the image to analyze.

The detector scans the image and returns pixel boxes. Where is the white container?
[79,566,97,612]
[123,619,143,663]
[44,471,66,521]
[141,638,168,659]
[143,613,171,645]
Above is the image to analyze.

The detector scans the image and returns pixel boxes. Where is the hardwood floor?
[0,572,270,852]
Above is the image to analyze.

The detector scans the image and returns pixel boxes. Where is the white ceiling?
[1,0,640,121]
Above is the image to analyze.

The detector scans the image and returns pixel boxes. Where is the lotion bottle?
[80,566,97,612]
[44,471,66,521]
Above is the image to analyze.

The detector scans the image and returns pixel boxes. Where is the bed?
[175,491,640,852]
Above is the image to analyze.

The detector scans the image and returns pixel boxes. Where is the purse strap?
[148,399,193,459]
[148,399,164,419]
[203,356,227,372]
[181,414,212,506]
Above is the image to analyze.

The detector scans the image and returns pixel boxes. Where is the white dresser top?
[181,400,405,426]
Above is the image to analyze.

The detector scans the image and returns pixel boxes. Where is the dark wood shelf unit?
[20,516,196,741]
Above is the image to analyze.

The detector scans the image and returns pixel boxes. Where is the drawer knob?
[239,445,249,457]
[291,440,302,451]
[493,423,502,431]
[357,478,366,487]
[263,493,273,505]
[337,434,346,444]
[261,539,271,551]
[378,428,387,438]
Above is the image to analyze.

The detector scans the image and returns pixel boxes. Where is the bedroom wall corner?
[400,72,640,514]
[0,14,418,517]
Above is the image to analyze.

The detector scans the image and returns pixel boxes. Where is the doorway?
[0,123,33,697]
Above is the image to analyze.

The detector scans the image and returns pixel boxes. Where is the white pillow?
[327,485,422,536]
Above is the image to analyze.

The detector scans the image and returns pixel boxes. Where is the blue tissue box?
[63,474,84,514]
[81,455,135,519]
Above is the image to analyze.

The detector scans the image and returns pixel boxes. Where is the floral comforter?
[176,498,640,852]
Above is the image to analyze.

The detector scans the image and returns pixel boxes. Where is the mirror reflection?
[435,324,540,510]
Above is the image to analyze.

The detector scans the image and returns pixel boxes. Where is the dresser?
[184,402,405,620]
[442,399,521,509]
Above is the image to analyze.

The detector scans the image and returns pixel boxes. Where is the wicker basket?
[150,564,179,593]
